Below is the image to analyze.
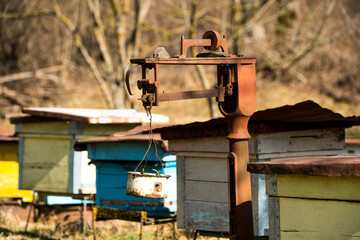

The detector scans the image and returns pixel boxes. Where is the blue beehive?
[74,126,176,219]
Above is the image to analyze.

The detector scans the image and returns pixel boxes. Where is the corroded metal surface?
[73,125,169,151]
[181,30,228,57]
[126,172,171,199]
[11,107,169,124]
[247,154,360,176]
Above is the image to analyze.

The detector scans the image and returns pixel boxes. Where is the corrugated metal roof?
[74,125,169,151]
[10,107,169,124]
[158,101,360,140]
[247,154,360,176]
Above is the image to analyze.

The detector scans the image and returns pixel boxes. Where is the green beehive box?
[10,108,168,196]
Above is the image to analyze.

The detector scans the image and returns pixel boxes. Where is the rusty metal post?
[228,140,253,240]
[219,63,256,240]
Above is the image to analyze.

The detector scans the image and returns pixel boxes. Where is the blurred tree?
[0,0,359,121]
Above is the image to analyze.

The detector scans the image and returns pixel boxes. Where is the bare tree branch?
[52,0,114,108]
[0,66,61,84]
[0,10,55,20]
[0,86,28,107]
[87,0,114,75]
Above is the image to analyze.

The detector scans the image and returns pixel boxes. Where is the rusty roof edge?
[157,100,360,140]
[73,124,169,151]
[247,155,360,177]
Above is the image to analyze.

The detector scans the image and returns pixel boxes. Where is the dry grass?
[0,212,230,240]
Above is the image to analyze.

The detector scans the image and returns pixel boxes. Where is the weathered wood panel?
[185,180,228,203]
[169,129,344,156]
[268,197,280,240]
[274,175,360,201]
[21,122,69,134]
[279,197,360,240]
[169,137,228,153]
[256,128,344,154]
[82,123,138,136]
[185,200,229,232]
[177,156,186,228]
[87,142,169,161]
[185,156,227,182]
[21,137,70,192]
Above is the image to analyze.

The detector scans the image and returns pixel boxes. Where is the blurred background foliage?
[0,0,359,135]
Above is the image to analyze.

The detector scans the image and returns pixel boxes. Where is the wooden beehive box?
[248,155,360,240]
[10,108,168,195]
[74,126,176,219]
[0,130,33,202]
[158,101,360,237]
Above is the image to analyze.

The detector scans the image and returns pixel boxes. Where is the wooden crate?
[248,155,360,240]
[158,101,359,236]
[10,108,168,195]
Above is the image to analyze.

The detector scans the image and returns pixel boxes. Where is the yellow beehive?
[0,133,32,202]
[248,155,360,240]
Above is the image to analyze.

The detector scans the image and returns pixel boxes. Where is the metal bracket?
[181,30,228,57]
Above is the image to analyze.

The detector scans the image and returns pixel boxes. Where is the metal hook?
[125,65,138,96]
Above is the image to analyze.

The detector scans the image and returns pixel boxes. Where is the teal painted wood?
[90,142,176,219]
[87,142,171,161]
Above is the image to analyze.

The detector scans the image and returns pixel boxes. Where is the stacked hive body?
[158,101,360,237]
[248,155,360,240]
[10,108,168,196]
[0,130,32,202]
[74,126,176,219]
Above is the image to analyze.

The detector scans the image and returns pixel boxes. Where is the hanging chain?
[134,103,165,174]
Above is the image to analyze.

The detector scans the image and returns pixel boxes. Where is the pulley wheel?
[203,30,221,51]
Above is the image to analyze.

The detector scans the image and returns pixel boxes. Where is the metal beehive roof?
[10,107,169,124]
[247,154,360,177]
[157,100,360,140]
[74,124,169,151]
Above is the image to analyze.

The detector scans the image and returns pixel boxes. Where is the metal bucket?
[126,171,171,199]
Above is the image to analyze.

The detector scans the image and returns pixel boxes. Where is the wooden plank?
[21,137,70,192]
[265,175,278,196]
[175,151,227,158]
[176,156,186,229]
[82,123,139,136]
[185,180,228,203]
[279,197,360,239]
[21,121,69,134]
[185,200,229,232]
[268,197,280,240]
[275,175,360,201]
[169,137,228,153]
[87,142,167,161]
[185,156,227,182]
[256,128,344,154]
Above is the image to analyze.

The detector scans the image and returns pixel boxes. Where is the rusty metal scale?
[126,30,256,240]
